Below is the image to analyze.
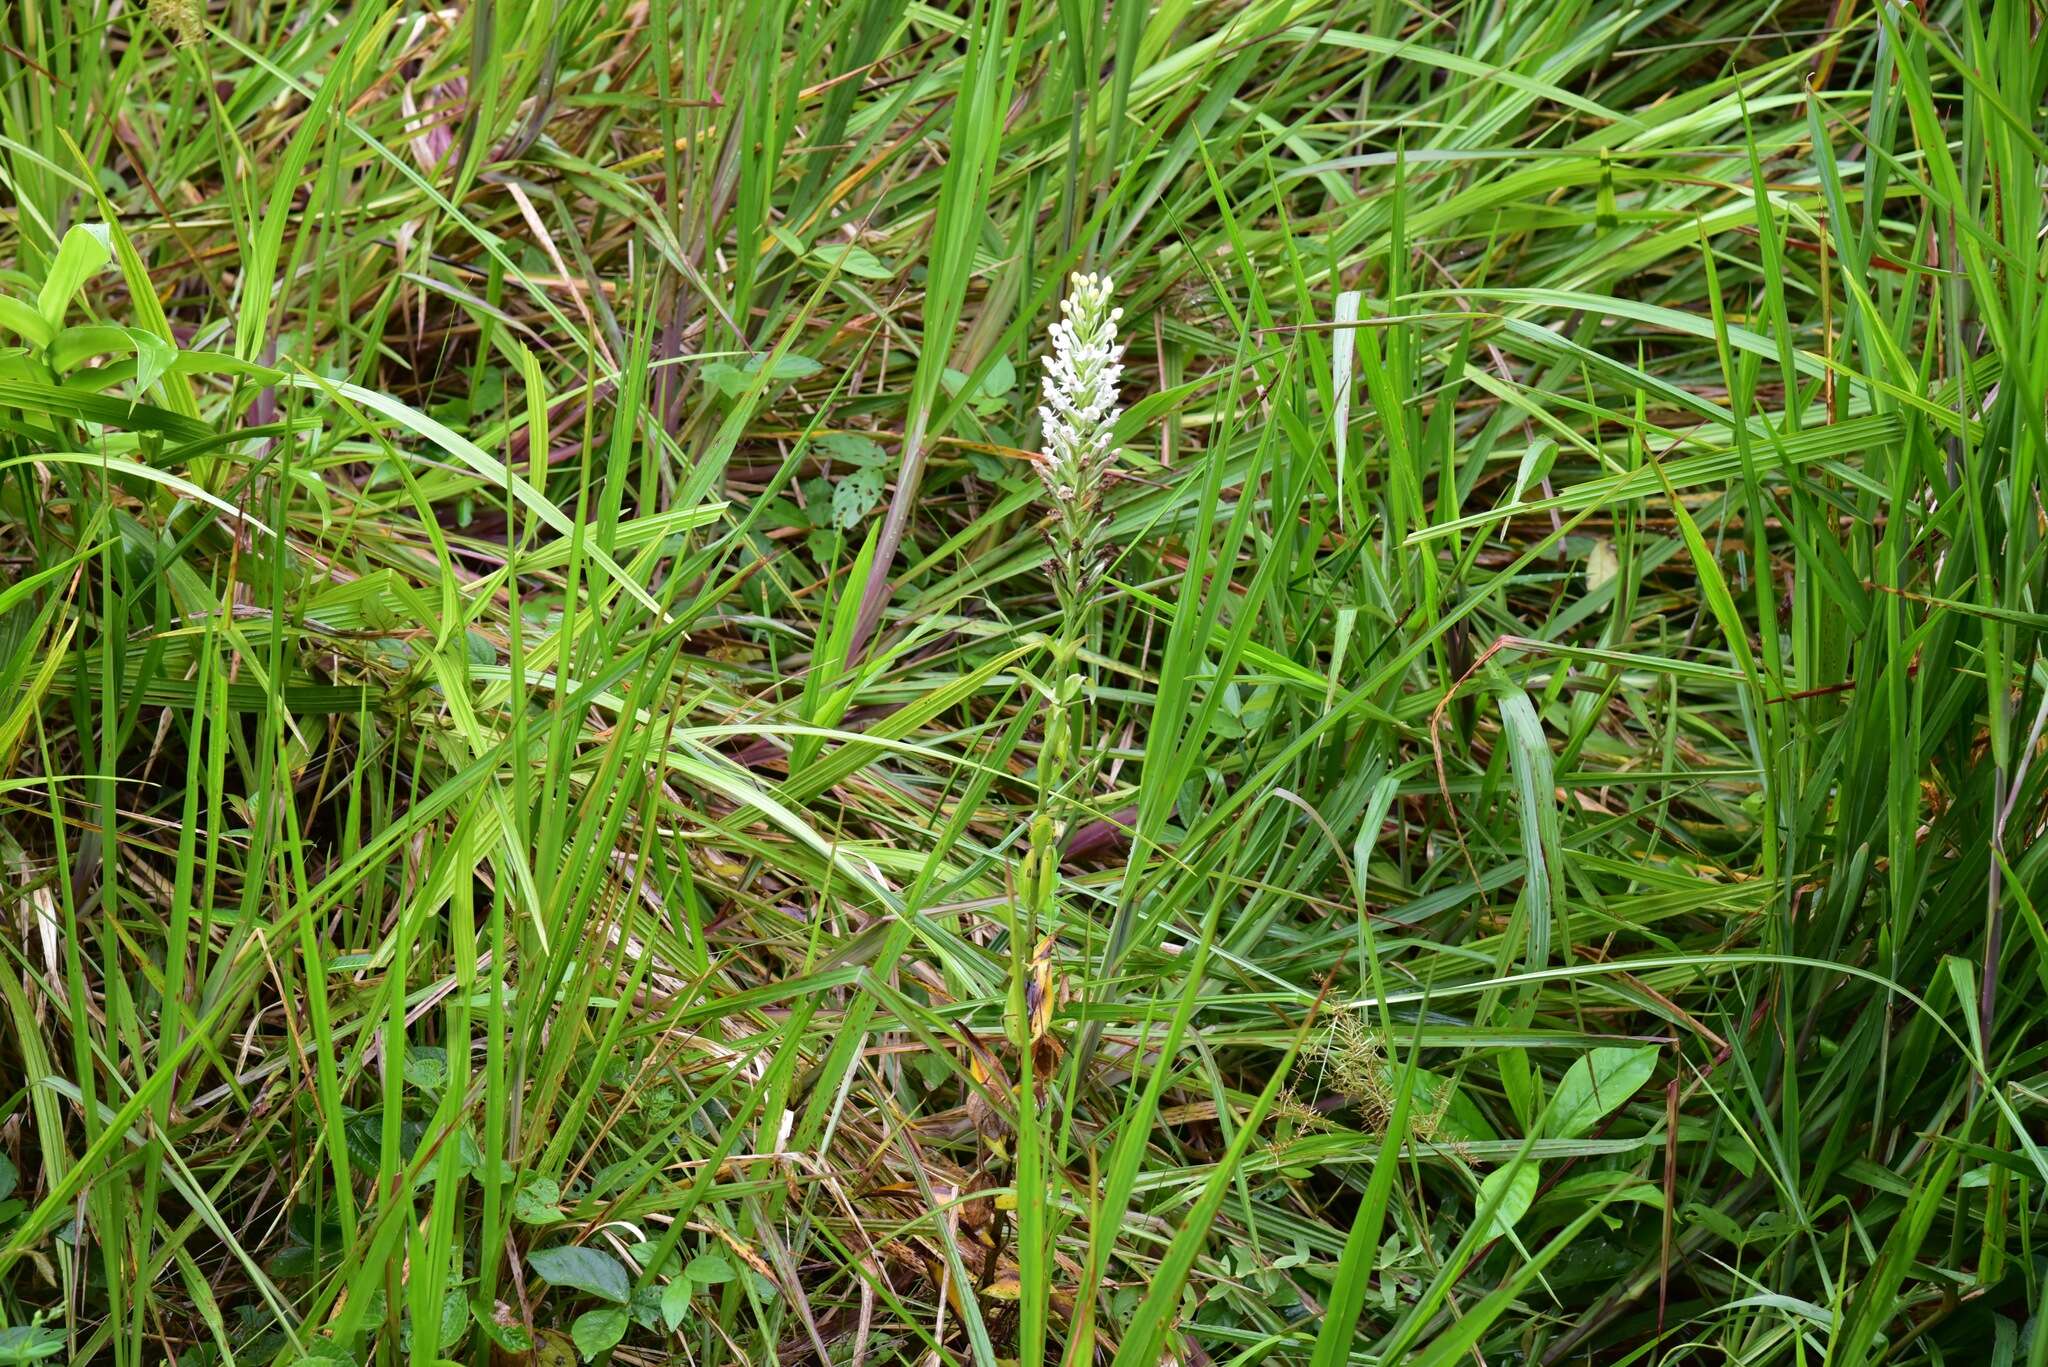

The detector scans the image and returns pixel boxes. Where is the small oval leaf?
[570,1306,628,1361]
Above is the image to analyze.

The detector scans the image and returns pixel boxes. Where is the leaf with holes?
[831,467,884,530]
[471,1300,531,1353]
[818,432,889,466]
[513,1175,564,1225]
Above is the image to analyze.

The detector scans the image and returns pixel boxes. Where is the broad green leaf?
[1546,1046,1658,1140]
[809,243,894,279]
[436,1291,468,1349]
[471,1299,531,1352]
[684,1250,734,1284]
[570,1307,628,1361]
[37,223,112,326]
[1541,1171,1665,1208]
[0,296,53,351]
[831,467,884,529]
[701,352,822,397]
[660,1277,691,1331]
[1476,1162,1539,1240]
[0,1325,63,1363]
[514,1176,565,1225]
[528,1245,630,1304]
[941,354,1015,407]
[818,431,889,465]
[50,325,136,372]
[402,1045,447,1090]
[127,327,175,394]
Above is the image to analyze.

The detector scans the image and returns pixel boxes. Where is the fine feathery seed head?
[148,0,204,44]
[1035,271,1125,611]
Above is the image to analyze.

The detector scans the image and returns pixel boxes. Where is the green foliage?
[526,1248,630,1306]
[0,0,2041,1364]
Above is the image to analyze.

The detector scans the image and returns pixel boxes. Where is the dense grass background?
[1,0,2044,1363]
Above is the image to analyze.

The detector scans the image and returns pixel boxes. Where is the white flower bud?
[1034,271,1127,608]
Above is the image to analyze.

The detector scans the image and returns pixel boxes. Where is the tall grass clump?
[1,1,2045,1365]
